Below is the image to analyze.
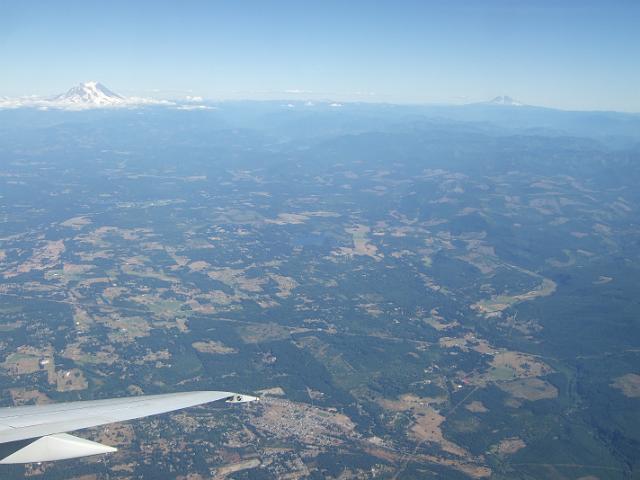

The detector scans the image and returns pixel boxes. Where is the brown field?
[77,277,111,288]
[60,216,92,229]
[256,386,286,397]
[2,345,53,376]
[208,267,265,293]
[215,459,261,478]
[2,353,41,375]
[62,342,117,365]
[497,378,558,401]
[364,445,491,479]
[105,315,152,342]
[410,407,470,458]
[77,250,113,262]
[495,352,546,375]
[424,308,459,331]
[141,241,165,251]
[359,303,384,317]
[188,260,210,271]
[378,393,447,412]
[9,388,51,406]
[269,273,298,298]
[471,277,556,318]
[439,336,468,349]
[94,423,135,448]
[238,322,291,343]
[377,394,467,458]
[266,213,310,224]
[8,239,65,277]
[299,210,341,218]
[465,401,488,413]
[56,368,88,392]
[611,373,640,397]
[185,298,216,314]
[192,340,237,354]
[489,351,553,379]
[73,306,92,329]
[334,225,383,260]
[102,286,126,301]
[492,437,526,455]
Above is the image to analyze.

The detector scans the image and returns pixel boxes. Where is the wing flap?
[0,433,116,464]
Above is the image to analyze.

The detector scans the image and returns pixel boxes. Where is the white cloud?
[175,104,215,111]
[283,89,313,94]
[0,95,175,111]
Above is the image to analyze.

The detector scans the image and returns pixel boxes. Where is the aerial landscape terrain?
[0,82,639,479]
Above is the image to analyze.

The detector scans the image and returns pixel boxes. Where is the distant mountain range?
[0,82,633,119]
[1,82,531,110]
[0,83,638,146]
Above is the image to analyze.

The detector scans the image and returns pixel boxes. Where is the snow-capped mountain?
[486,96,524,107]
[0,81,176,110]
[53,81,124,106]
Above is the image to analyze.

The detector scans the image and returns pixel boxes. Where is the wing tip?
[225,393,260,404]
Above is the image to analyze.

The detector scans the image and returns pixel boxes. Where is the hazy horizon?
[3,80,640,115]
[2,0,639,112]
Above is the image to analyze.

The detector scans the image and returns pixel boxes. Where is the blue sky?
[1,0,639,111]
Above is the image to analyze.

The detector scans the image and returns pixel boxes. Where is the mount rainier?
[0,81,172,110]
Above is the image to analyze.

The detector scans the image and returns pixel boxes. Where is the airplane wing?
[0,390,257,464]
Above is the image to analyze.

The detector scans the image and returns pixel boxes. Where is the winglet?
[0,433,116,464]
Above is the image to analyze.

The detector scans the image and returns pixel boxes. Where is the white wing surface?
[0,433,117,464]
[0,390,257,463]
